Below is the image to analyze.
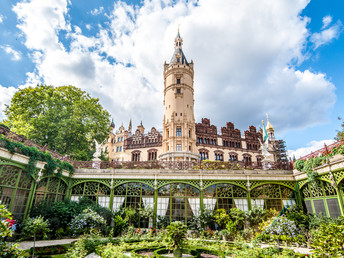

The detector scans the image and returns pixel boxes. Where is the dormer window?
[177,58,180,63]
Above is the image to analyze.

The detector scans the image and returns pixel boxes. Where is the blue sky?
[0,0,343,158]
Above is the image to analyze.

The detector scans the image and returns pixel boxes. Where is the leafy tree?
[4,85,111,160]
[21,216,50,258]
[336,117,344,141]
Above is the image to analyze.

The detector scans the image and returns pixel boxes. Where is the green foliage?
[294,159,305,171]
[229,208,246,230]
[138,206,153,219]
[198,209,215,230]
[265,216,299,237]
[31,200,80,233]
[335,117,344,141]
[96,242,126,258]
[187,215,201,231]
[69,208,106,234]
[231,245,298,257]
[64,237,88,258]
[0,135,74,177]
[157,215,169,229]
[112,215,128,236]
[4,85,111,160]
[0,202,24,257]
[165,221,188,251]
[124,207,137,227]
[247,206,267,226]
[21,215,51,240]
[284,205,310,230]
[213,209,230,229]
[31,197,113,236]
[294,140,344,186]
[310,220,344,257]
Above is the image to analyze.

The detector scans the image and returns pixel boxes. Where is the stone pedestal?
[92,158,101,169]
[262,160,273,170]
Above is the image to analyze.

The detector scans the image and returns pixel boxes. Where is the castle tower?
[266,114,275,140]
[159,31,199,161]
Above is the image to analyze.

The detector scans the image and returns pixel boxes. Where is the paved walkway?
[17,238,78,250]
[16,238,313,256]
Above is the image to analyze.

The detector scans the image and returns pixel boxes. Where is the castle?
[102,31,277,164]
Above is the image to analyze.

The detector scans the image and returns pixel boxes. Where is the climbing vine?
[0,135,74,178]
[295,144,344,186]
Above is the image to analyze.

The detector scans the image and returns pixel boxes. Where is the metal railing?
[72,160,293,170]
[298,140,344,161]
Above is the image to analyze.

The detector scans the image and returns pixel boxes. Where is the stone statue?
[93,139,102,159]
[258,138,273,162]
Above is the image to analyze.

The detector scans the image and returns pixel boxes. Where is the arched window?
[148,149,158,161]
[199,148,209,161]
[132,151,141,161]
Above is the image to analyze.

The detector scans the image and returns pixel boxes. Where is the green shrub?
[229,208,246,230]
[69,208,106,235]
[21,215,51,240]
[231,246,299,257]
[199,209,215,229]
[265,216,298,238]
[247,206,267,226]
[310,220,344,256]
[0,202,24,257]
[165,221,188,252]
[112,215,128,236]
[284,205,310,232]
[157,215,169,229]
[213,209,230,229]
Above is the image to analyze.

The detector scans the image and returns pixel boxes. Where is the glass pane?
[313,199,326,216]
[304,200,313,215]
[326,198,342,218]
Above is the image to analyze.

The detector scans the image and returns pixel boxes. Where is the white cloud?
[322,15,332,29]
[311,17,342,49]
[0,85,17,121]
[91,7,104,16]
[1,45,22,61]
[8,0,338,135]
[86,24,91,30]
[288,139,336,159]
[0,15,4,23]
[13,0,70,51]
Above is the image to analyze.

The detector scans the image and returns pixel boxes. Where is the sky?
[0,0,343,158]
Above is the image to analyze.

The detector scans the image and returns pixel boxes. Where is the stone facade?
[102,32,277,163]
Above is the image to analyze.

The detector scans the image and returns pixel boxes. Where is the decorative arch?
[113,179,155,189]
[203,183,248,212]
[250,183,296,211]
[72,179,111,188]
[0,160,26,170]
[70,181,111,207]
[0,163,33,219]
[251,181,296,191]
[157,182,200,223]
[34,176,68,203]
[203,181,247,191]
[112,181,155,227]
[157,180,200,190]
[335,170,344,185]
